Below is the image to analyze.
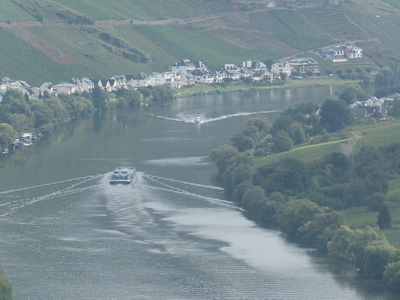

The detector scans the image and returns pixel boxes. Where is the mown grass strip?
[254,137,350,167]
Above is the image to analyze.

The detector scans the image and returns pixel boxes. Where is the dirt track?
[1,22,77,64]
[343,133,361,157]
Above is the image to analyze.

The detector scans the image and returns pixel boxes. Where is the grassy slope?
[0,27,68,83]
[49,0,234,20]
[1,0,396,86]
[0,0,34,21]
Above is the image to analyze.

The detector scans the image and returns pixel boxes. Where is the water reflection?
[0,87,393,299]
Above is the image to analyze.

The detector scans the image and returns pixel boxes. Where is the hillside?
[0,0,399,86]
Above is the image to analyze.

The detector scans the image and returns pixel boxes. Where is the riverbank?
[175,77,361,98]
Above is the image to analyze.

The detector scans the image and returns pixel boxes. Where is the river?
[0,87,395,299]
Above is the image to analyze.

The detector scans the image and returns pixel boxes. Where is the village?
[1,44,363,100]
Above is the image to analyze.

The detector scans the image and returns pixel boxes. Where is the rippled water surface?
[0,88,393,299]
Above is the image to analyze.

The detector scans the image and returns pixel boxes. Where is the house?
[209,69,226,83]
[380,93,400,108]
[223,64,241,80]
[171,59,196,75]
[320,44,362,62]
[171,59,208,75]
[39,82,53,96]
[70,78,94,93]
[148,72,181,89]
[51,82,79,95]
[1,77,32,99]
[350,96,388,117]
[91,79,104,90]
[191,69,213,84]
[271,61,292,77]
[0,90,5,103]
[241,60,268,72]
[127,73,150,88]
[287,57,320,75]
[179,73,196,86]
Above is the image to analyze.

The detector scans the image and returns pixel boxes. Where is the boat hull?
[109,166,136,184]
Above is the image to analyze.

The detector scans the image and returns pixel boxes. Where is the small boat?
[109,166,136,184]
[194,117,201,124]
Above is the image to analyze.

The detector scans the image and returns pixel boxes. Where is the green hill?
[0,0,399,85]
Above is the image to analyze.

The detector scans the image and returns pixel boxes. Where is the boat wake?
[141,173,241,211]
[0,174,104,217]
[150,110,280,124]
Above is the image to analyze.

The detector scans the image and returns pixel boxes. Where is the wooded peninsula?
[210,82,400,293]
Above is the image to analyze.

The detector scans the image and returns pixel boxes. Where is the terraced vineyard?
[299,8,370,41]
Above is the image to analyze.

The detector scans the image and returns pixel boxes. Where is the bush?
[0,267,12,300]
[384,261,400,293]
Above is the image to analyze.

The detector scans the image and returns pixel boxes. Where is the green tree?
[288,123,305,145]
[339,84,367,104]
[242,185,266,212]
[43,97,68,124]
[222,158,254,192]
[29,100,54,128]
[271,115,294,136]
[278,199,323,239]
[231,133,254,152]
[298,211,345,252]
[320,99,353,132]
[272,131,293,153]
[116,89,142,107]
[383,261,400,293]
[7,114,31,134]
[58,95,93,118]
[92,86,106,110]
[327,225,355,262]
[210,144,239,178]
[2,90,32,120]
[0,123,14,148]
[360,240,397,279]
[377,204,391,229]
[150,85,174,104]
[0,267,12,300]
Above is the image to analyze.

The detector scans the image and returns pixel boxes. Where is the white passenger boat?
[109,166,136,184]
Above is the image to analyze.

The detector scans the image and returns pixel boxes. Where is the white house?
[52,82,79,95]
[148,72,181,89]
[271,61,292,77]
[287,57,320,75]
[321,44,363,62]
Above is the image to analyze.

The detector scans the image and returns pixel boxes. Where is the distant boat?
[194,117,201,124]
[109,166,136,184]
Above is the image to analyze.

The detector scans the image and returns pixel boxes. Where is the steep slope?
[0,0,398,85]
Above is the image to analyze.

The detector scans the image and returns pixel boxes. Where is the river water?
[0,87,394,299]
